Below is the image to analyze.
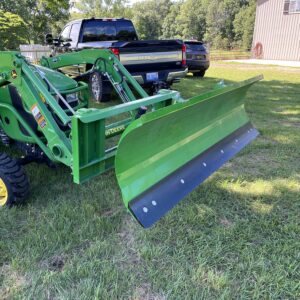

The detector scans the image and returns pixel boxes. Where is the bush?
[0,10,28,50]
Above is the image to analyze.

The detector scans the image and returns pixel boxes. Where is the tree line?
[0,0,256,51]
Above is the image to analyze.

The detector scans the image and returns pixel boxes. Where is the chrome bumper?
[132,75,144,85]
[132,68,188,85]
[167,68,188,82]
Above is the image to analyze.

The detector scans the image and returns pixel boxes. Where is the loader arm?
[0,50,180,171]
[40,49,149,100]
[0,52,73,165]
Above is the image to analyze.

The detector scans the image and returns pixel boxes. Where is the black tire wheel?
[193,70,206,77]
[0,153,29,208]
[89,71,103,102]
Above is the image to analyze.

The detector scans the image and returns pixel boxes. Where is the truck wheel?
[0,153,29,207]
[194,70,206,77]
[89,71,103,102]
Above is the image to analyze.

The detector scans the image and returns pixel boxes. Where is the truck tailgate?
[115,40,184,72]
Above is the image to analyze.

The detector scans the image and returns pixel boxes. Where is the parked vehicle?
[45,18,188,100]
[185,41,210,77]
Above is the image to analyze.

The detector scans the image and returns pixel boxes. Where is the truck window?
[82,21,117,42]
[82,20,138,42]
[185,42,207,51]
[116,21,138,41]
[69,23,81,43]
[60,25,71,40]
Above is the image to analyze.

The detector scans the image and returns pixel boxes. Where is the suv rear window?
[82,20,138,42]
[185,42,207,51]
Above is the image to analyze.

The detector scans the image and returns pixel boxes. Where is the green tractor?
[0,49,262,228]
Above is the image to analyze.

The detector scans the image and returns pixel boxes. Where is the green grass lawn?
[1,63,300,299]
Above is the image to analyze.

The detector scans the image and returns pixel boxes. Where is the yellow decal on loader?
[31,104,47,128]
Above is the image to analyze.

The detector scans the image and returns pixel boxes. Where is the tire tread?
[0,153,29,205]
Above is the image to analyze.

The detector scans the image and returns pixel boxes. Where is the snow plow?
[0,49,262,227]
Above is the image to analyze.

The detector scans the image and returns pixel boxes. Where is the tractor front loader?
[0,49,262,228]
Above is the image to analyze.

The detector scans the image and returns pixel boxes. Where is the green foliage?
[176,0,207,40]
[161,2,182,39]
[132,0,172,39]
[0,0,70,45]
[0,10,28,50]
[233,0,257,50]
[204,0,240,48]
[0,0,257,51]
[161,0,256,49]
[73,0,132,19]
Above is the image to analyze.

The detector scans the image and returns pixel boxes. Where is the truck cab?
[50,18,187,94]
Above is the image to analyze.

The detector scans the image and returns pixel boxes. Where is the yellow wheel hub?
[0,178,8,206]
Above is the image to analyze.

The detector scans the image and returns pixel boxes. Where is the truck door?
[69,23,81,49]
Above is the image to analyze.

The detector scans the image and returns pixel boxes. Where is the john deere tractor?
[0,49,262,228]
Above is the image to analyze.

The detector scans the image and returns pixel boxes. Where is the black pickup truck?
[47,18,187,99]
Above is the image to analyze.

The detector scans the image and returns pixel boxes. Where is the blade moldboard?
[129,122,259,228]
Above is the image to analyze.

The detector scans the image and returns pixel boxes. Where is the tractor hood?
[34,65,78,92]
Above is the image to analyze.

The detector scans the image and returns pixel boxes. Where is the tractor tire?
[193,70,206,77]
[89,71,104,102]
[0,153,29,207]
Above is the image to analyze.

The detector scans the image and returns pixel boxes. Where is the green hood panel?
[34,65,78,92]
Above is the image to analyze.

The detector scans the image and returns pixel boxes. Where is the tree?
[161,2,183,39]
[0,10,28,50]
[176,0,207,40]
[73,0,131,19]
[0,0,257,50]
[132,0,172,39]
[0,0,70,43]
[204,0,241,49]
[233,0,256,50]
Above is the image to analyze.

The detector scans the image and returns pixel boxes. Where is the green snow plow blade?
[115,75,262,228]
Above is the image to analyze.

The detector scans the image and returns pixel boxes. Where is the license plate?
[146,72,159,82]
[196,55,205,60]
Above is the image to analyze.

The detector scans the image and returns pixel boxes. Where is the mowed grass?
[0,63,300,299]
